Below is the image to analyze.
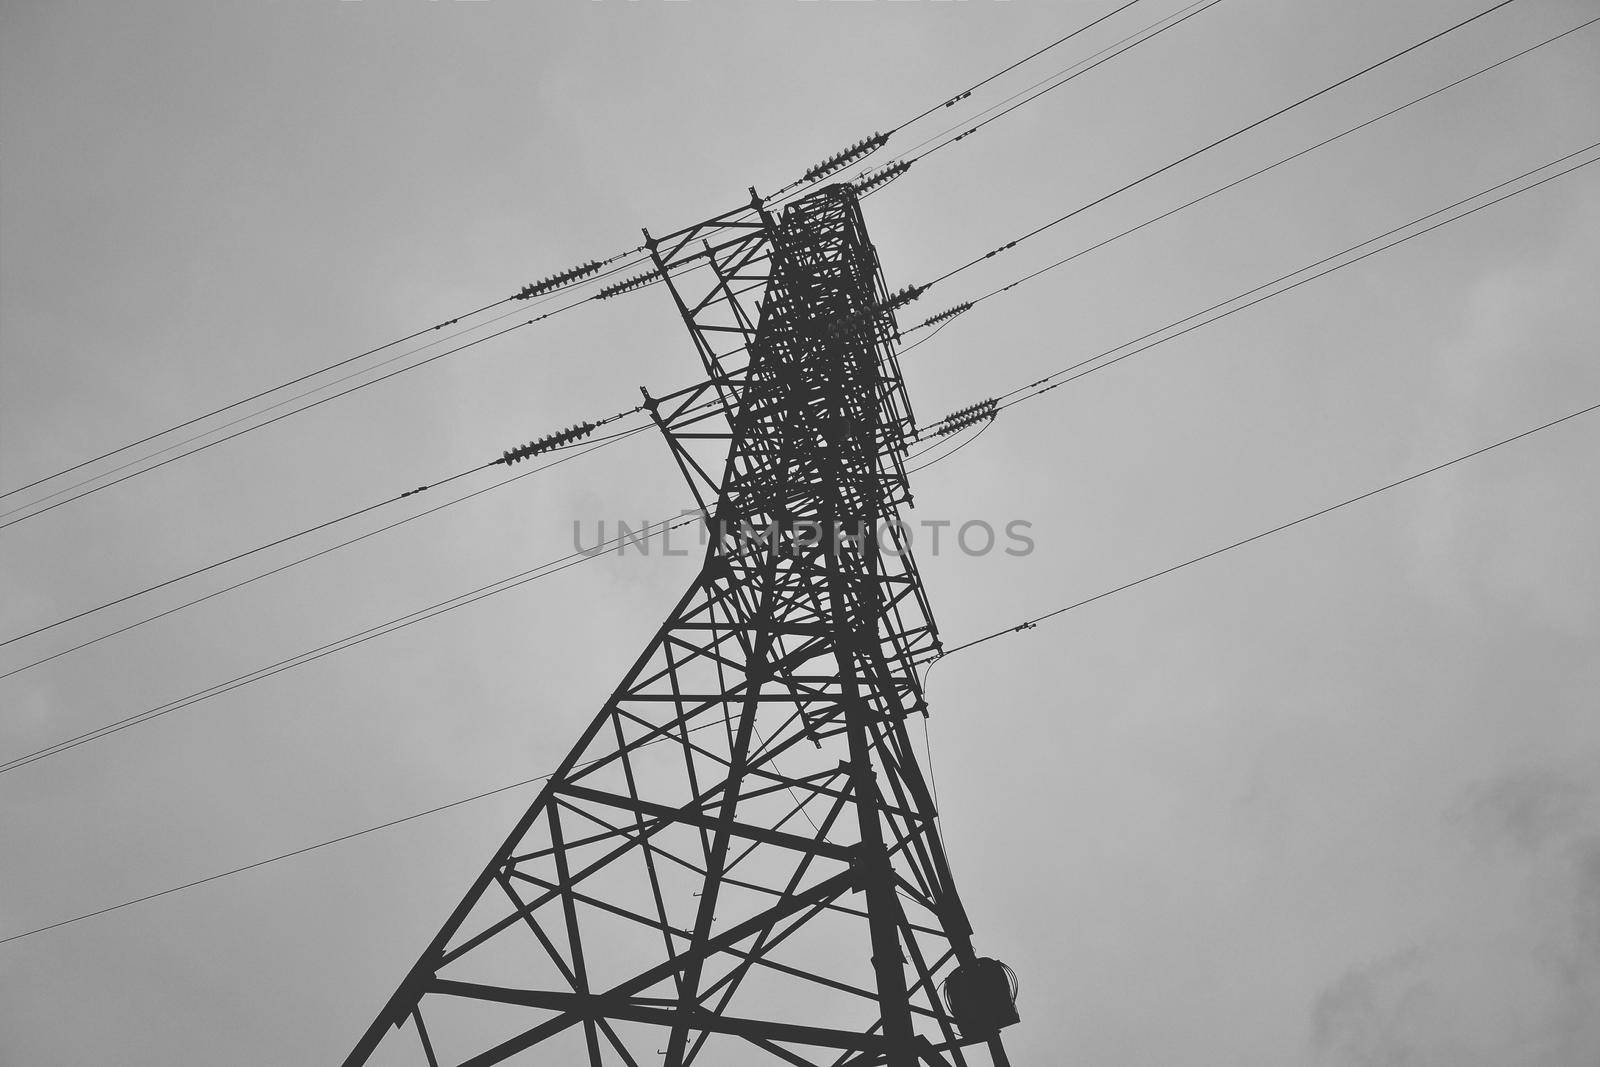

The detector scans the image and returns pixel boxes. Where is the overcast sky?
[3,0,1599,1064]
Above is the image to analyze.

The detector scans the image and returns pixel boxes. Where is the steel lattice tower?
[342,185,1016,1067]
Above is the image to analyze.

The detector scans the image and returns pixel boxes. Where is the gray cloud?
[1309,766,1600,1065]
[1452,764,1593,854]
[5,1,1600,1064]
[1312,946,1434,1067]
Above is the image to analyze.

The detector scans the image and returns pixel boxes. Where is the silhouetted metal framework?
[342,184,1014,1067]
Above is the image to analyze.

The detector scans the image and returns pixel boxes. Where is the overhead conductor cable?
[0,407,639,650]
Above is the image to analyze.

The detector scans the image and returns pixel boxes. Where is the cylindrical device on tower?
[942,957,1020,1036]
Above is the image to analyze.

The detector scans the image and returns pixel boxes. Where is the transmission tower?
[342,184,1019,1067]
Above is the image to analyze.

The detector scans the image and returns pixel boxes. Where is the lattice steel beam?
[341,184,1013,1067]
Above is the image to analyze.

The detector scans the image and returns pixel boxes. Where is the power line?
[905,11,1600,340]
[3,217,782,529]
[1,1,1202,528]
[0,294,605,531]
[893,0,1152,130]
[9,3,1588,988]
[6,0,1576,901]
[907,142,1598,446]
[992,145,1599,412]
[0,0,1247,530]
[0,408,641,653]
[0,297,512,504]
[0,243,733,532]
[4,6,1174,511]
[24,133,1587,755]
[0,426,656,682]
[15,382,1595,951]
[936,398,1600,660]
[23,128,1590,773]
[835,0,1224,201]
[924,0,1526,288]
[655,0,1568,379]
[0,290,580,523]
[0,711,733,949]
[9,176,1592,962]
[0,248,642,508]
[900,0,1224,171]
[772,1,1171,195]
[0,772,554,948]
[0,515,701,777]
[2,465,488,646]
[0,220,757,535]
[481,6,1188,311]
